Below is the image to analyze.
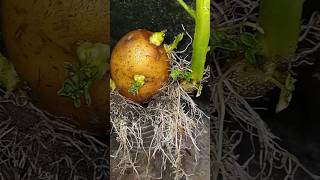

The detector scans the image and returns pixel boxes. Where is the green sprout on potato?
[58,42,109,108]
[110,79,116,92]
[170,69,192,82]
[128,74,145,95]
[164,32,184,53]
[149,30,166,46]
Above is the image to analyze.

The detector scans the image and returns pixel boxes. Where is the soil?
[110,0,195,47]
[0,94,109,179]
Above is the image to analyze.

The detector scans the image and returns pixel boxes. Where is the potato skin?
[111,29,169,103]
[0,0,109,136]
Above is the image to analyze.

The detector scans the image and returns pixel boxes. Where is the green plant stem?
[258,0,303,62]
[177,0,196,19]
[177,0,210,82]
[191,0,211,82]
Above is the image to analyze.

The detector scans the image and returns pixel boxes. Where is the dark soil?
[0,95,108,180]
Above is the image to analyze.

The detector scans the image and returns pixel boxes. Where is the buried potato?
[111,29,170,103]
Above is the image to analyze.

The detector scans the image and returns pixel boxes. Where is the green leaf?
[240,32,257,48]
[210,31,226,47]
[210,31,238,51]
[220,39,238,51]
[183,71,192,83]
[244,48,257,65]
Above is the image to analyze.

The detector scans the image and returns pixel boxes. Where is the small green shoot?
[110,79,116,92]
[170,68,202,96]
[276,74,296,113]
[149,30,167,46]
[170,69,192,82]
[58,42,109,108]
[164,33,184,53]
[170,69,182,81]
[195,83,203,97]
[128,75,145,95]
[267,73,296,113]
[58,63,97,108]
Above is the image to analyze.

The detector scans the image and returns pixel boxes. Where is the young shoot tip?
[149,30,167,46]
[128,75,145,95]
[164,32,185,53]
[110,79,116,92]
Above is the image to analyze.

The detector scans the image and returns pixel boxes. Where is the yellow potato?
[111,29,169,103]
[0,0,109,136]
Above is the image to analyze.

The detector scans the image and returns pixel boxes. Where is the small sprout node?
[196,83,203,97]
[164,33,184,53]
[58,42,109,108]
[110,79,116,92]
[149,30,167,46]
[170,69,192,82]
[128,75,145,95]
[276,74,296,113]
